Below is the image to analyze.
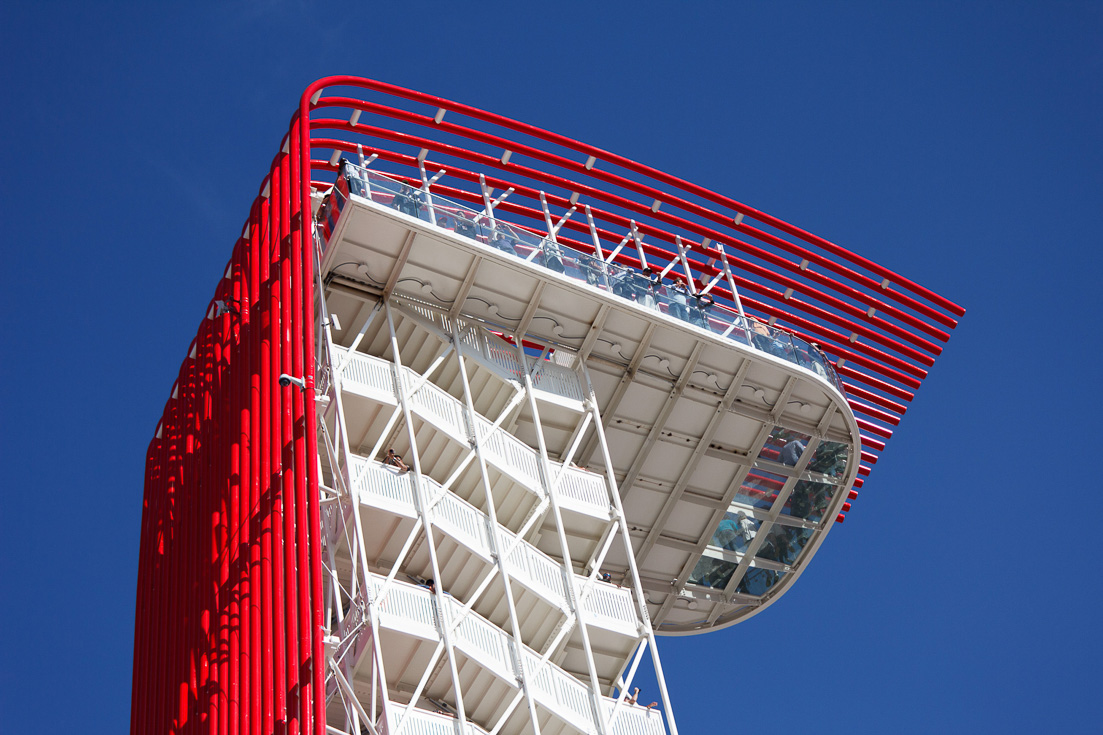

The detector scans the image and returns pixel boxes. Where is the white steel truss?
[311,165,861,733]
[314,229,675,735]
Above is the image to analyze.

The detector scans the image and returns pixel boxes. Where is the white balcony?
[397,302,587,410]
[385,705,489,735]
[339,574,659,735]
[345,456,637,637]
[332,347,611,523]
[320,165,862,637]
[373,696,664,735]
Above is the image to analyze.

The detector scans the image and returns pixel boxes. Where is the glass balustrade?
[755,523,814,566]
[325,161,847,395]
[759,426,813,467]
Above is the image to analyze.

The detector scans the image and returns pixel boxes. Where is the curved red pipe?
[305,77,964,317]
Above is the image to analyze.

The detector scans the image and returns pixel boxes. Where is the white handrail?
[358,575,650,734]
[391,705,489,735]
[337,349,610,519]
[395,304,586,404]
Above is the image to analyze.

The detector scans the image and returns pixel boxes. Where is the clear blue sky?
[2,2,1100,733]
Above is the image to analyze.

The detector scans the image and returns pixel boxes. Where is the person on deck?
[383,448,409,473]
[693,291,714,327]
[780,438,807,467]
[669,277,690,321]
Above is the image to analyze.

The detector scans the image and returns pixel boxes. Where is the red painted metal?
[309,80,963,321]
[290,115,316,735]
[248,196,263,735]
[268,159,288,735]
[132,76,962,733]
[279,143,302,735]
[309,138,947,368]
[310,116,954,346]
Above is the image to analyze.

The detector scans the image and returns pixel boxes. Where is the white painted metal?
[314,173,860,735]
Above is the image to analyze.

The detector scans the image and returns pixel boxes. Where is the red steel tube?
[279,139,302,735]
[268,158,289,735]
[227,240,244,735]
[290,115,315,735]
[298,87,327,735]
[239,222,255,735]
[200,314,215,735]
[258,190,275,735]
[310,89,963,324]
[181,348,197,734]
[248,197,263,735]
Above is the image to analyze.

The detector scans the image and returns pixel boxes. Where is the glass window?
[808,440,848,478]
[687,556,739,589]
[709,510,761,553]
[782,480,836,523]
[755,524,814,566]
[759,427,812,467]
[736,566,786,597]
[736,468,789,510]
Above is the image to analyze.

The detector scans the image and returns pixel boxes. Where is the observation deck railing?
[321,162,845,394]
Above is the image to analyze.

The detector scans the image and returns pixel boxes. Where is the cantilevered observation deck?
[132,77,962,735]
[315,163,862,735]
[318,162,859,634]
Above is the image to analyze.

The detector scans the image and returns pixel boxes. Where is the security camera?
[278,374,307,390]
[213,299,239,317]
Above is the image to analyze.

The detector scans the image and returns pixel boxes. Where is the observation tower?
[132,77,963,735]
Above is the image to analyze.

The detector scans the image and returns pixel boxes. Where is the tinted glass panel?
[687,557,739,589]
[736,468,788,510]
[756,525,814,566]
[808,440,848,478]
[782,480,836,523]
[710,511,761,553]
[736,567,786,597]
[759,427,812,467]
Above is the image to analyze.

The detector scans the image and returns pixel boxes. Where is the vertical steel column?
[241,212,258,735]
[257,189,275,735]
[296,100,328,735]
[317,289,392,733]
[228,238,245,735]
[383,303,470,729]
[449,323,544,735]
[284,128,306,732]
[514,344,608,735]
[215,284,231,735]
[183,342,200,735]
[270,158,291,735]
[279,139,302,735]
[248,196,263,735]
[290,113,316,735]
[200,302,217,735]
[162,386,179,735]
[580,363,680,735]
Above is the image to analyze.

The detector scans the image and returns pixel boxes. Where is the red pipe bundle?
[132,94,324,735]
[133,75,964,731]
